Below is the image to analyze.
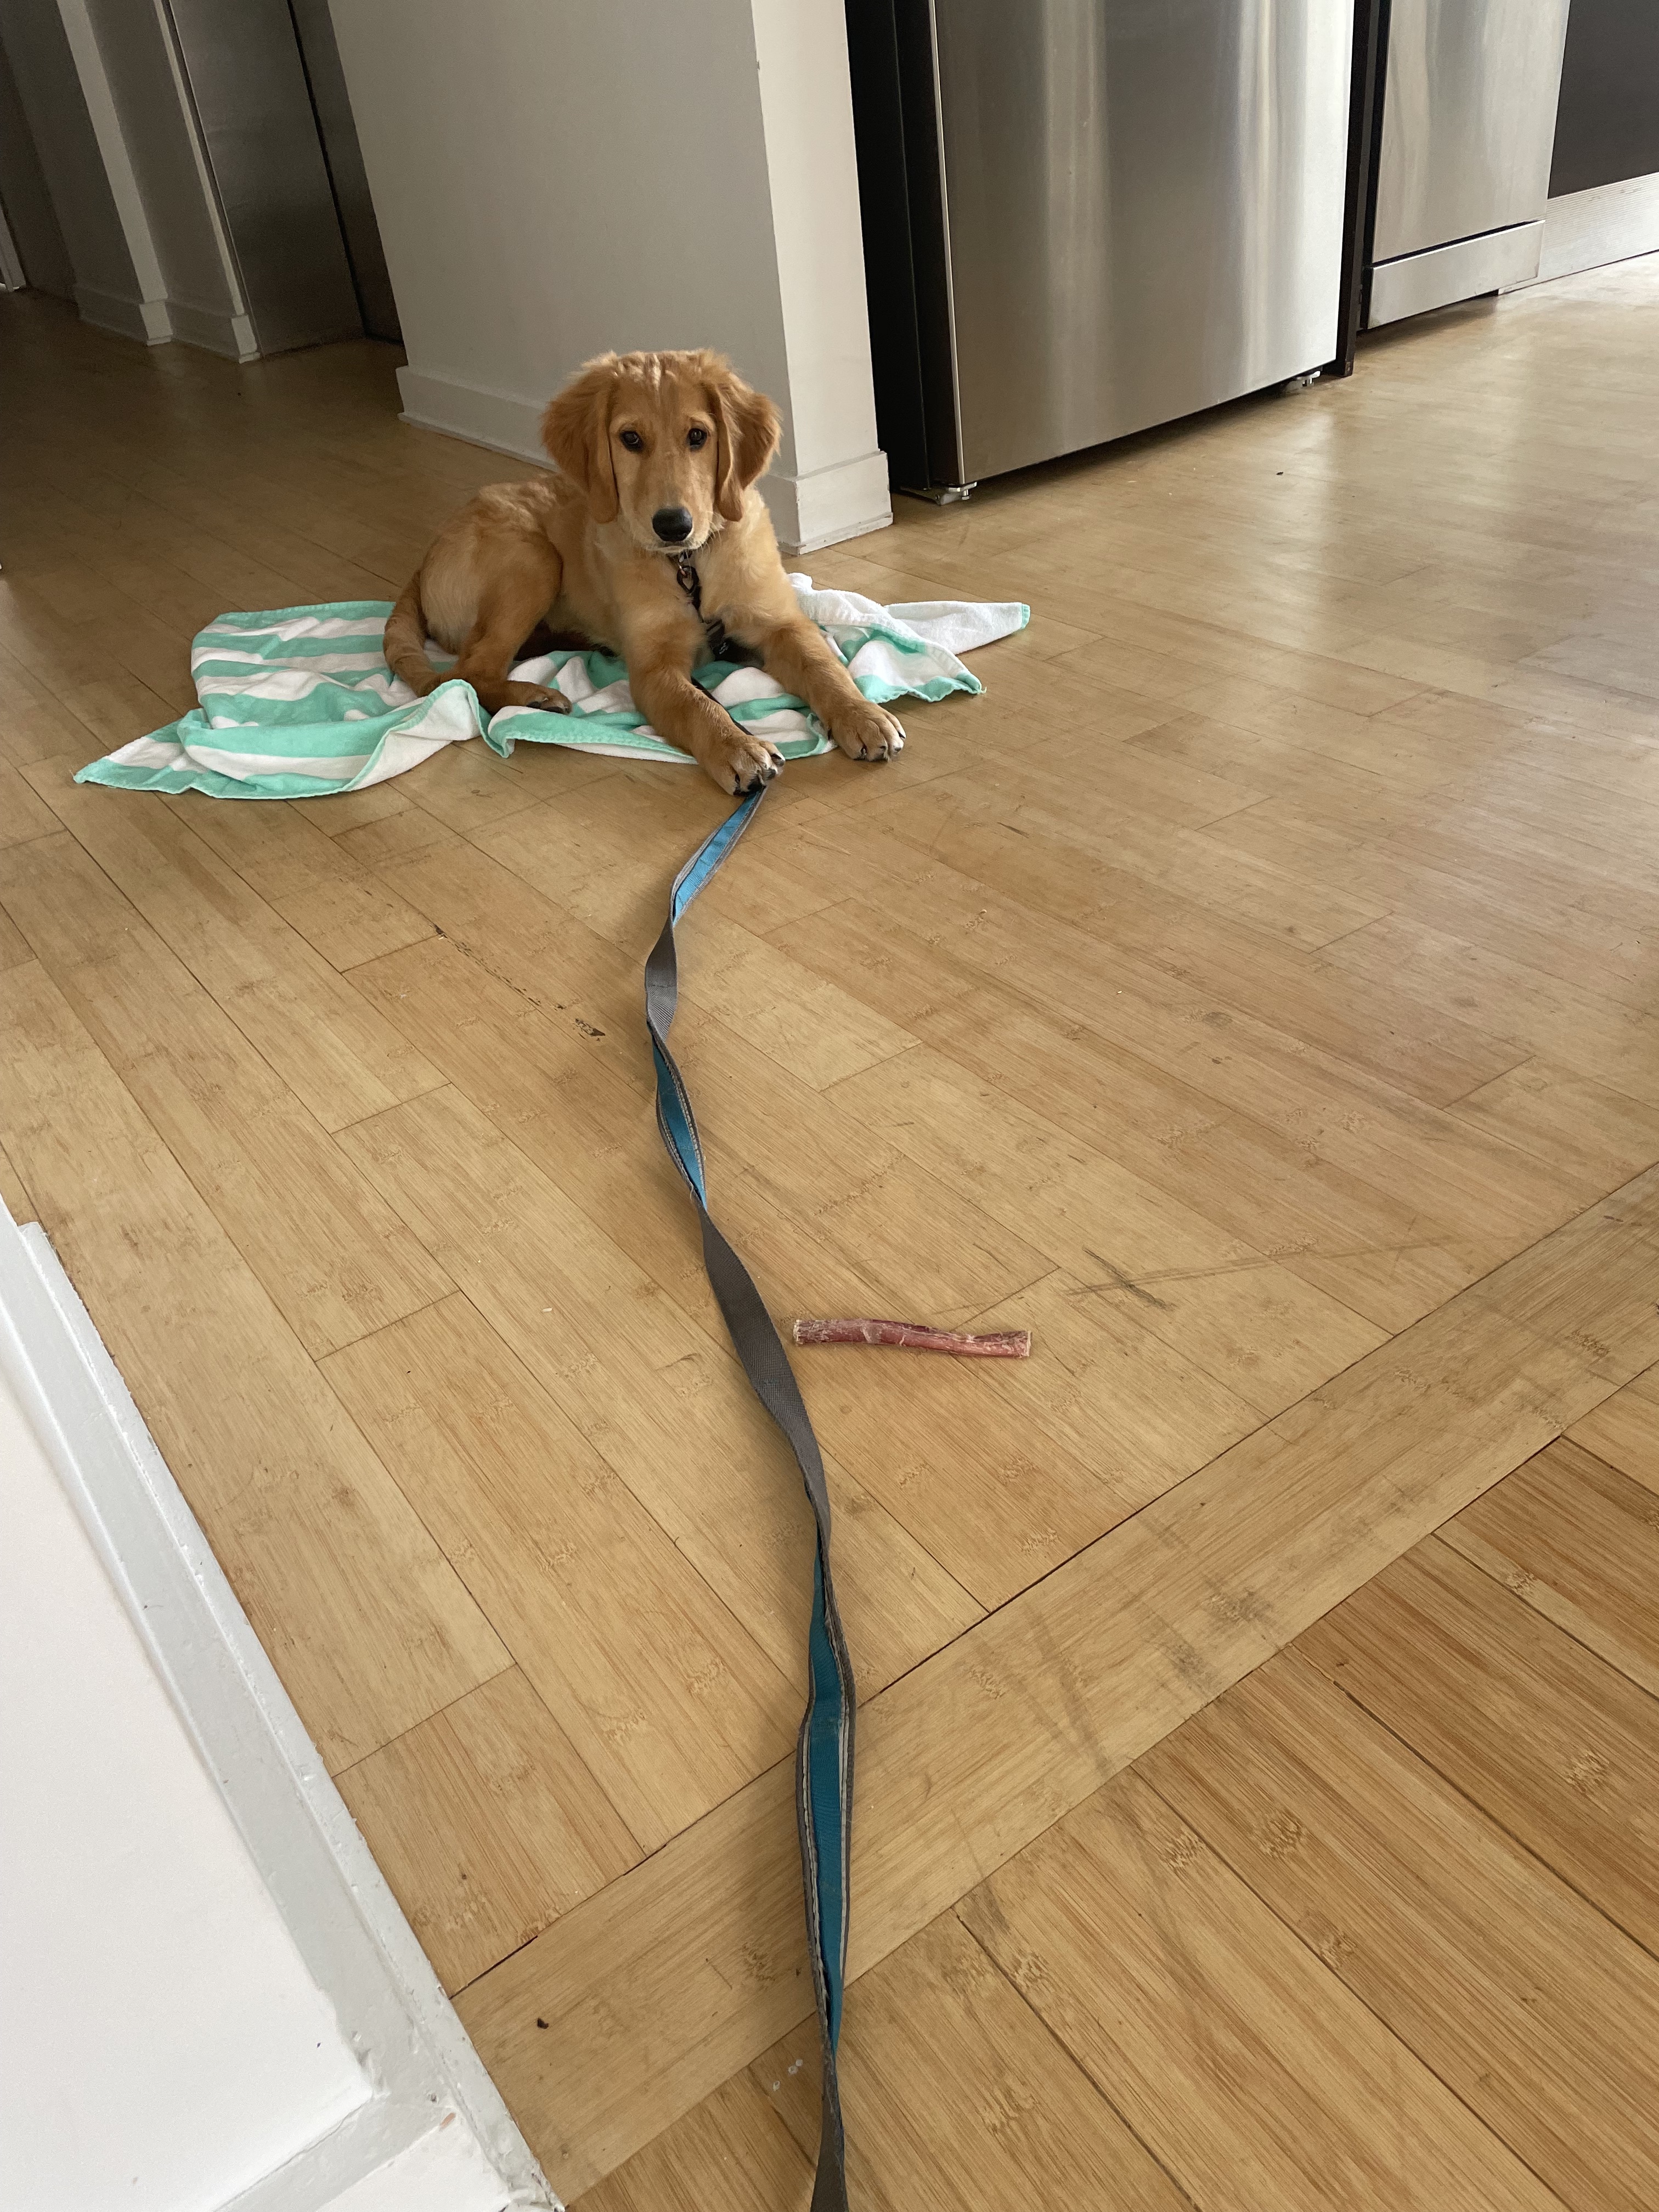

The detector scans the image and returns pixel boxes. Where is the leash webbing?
[645,784,855,2211]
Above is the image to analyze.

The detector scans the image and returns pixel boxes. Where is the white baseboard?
[168,295,261,362]
[396,365,550,466]
[76,284,171,346]
[0,1204,556,2212]
[78,284,261,363]
[1537,173,1659,283]
[396,364,892,555]
[758,450,892,556]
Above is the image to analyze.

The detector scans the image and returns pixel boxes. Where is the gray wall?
[1551,0,1659,195]
[0,22,74,294]
[0,0,142,308]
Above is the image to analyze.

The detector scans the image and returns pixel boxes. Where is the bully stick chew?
[791,1318,1031,1358]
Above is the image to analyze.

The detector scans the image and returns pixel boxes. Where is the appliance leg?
[1280,371,1323,393]
[900,482,978,505]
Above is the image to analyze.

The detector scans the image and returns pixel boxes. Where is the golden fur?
[384,349,904,793]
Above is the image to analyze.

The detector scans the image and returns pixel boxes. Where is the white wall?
[0,1206,554,2212]
[0,1356,370,2212]
[327,0,890,552]
[751,0,888,544]
[79,0,255,357]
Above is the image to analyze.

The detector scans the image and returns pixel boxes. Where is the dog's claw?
[831,702,905,765]
[732,750,781,794]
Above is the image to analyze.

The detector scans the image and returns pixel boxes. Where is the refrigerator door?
[929,0,1354,483]
[1373,0,1571,264]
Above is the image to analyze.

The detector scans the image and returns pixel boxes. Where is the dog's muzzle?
[652,506,694,545]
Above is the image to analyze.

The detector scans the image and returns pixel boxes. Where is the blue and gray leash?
[645,783,856,2212]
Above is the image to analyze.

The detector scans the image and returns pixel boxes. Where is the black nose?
[652,506,693,544]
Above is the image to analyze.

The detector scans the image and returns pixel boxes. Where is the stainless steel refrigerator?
[847,0,1357,498]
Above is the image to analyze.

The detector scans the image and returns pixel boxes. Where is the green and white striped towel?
[76,575,1029,801]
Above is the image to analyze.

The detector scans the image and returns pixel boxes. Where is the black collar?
[673,549,728,662]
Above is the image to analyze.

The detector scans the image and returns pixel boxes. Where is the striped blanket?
[77,577,1029,801]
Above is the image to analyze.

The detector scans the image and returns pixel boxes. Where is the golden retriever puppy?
[384,349,905,793]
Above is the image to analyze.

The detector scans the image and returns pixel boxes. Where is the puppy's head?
[541,349,780,554]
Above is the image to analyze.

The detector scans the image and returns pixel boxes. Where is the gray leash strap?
[645,783,856,2212]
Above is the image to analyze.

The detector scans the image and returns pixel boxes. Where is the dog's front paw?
[705,726,784,796]
[827,699,906,763]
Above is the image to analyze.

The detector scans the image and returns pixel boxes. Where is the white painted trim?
[168,294,261,361]
[75,280,171,343]
[396,365,891,554]
[150,0,251,327]
[395,364,551,466]
[0,1206,557,2212]
[1536,173,1659,283]
[759,448,892,555]
[54,0,170,312]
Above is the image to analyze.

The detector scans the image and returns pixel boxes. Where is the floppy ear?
[707,364,781,523]
[540,356,620,524]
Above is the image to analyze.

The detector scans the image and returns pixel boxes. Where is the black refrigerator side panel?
[845,0,926,486]
[1333,0,1387,373]
[845,0,961,490]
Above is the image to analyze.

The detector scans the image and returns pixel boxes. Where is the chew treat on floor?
[791,1318,1031,1358]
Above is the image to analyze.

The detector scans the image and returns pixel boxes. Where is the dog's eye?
[618,429,644,453]
[687,427,708,450]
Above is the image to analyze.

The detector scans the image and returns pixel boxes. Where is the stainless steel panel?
[1538,174,1659,284]
[1366,218,1542,325]
[1373,0,1570,263]
[289,0,400,342]
[163,0,360,356]
[931,0,1354,483]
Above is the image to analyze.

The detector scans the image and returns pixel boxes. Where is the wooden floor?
[4,263,1659,2207]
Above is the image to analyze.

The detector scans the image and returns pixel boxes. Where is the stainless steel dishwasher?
[1364,0,1571,326]
[846,0,1357,497]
